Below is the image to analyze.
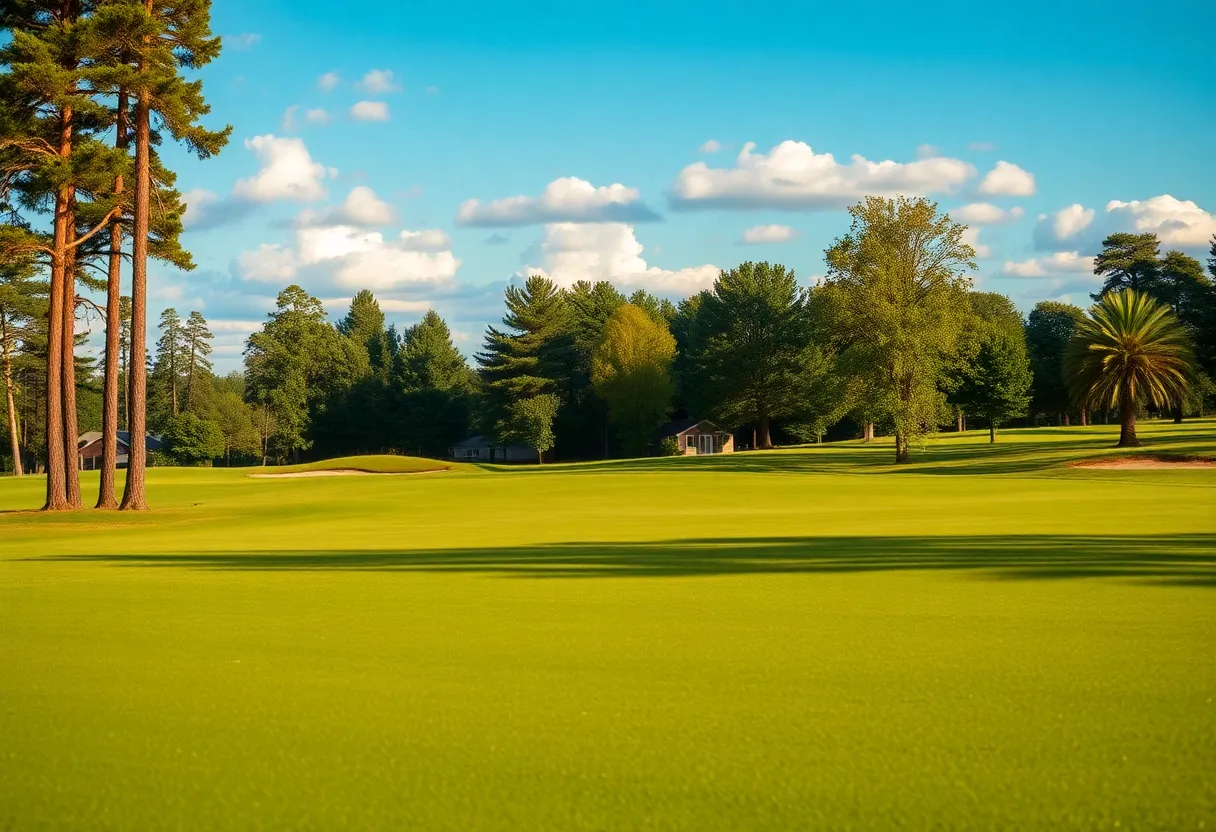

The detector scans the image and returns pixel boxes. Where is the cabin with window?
[77,431,164,470]
[448,434,538,463]
[658,419,734,455]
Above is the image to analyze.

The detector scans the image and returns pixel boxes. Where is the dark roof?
[114,433,164,452]
[658,419,721,438]
[450,434,534,451]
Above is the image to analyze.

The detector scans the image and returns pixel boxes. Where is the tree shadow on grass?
[39,534,1216,586]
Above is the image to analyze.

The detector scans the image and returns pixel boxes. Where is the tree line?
[0,0,229,510]
[223,198,1216,467]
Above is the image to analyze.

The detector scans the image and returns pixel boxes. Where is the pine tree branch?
[65,206,122,250]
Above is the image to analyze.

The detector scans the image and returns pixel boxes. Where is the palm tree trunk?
[1171,402,1183,424]
[2,311,23,477]
[98,95,127,509]
[1080,407,1087,427]
[1117,395,1139,448]
[120,58,151,511]
[62,240,81,507]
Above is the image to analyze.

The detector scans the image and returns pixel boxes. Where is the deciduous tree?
[591,303,676,456]
[824,197,974,463]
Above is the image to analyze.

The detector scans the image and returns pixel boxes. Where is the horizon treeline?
[4,199,1216,471]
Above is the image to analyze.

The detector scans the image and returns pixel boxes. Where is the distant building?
[658,419,734,455]
[448,434,538,463]
[77,431,164,470]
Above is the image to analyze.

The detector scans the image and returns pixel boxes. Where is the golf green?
[2,422,1214,829]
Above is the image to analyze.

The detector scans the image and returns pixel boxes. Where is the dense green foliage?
[591,304,676,456]
[824,197,975,462]
[1,422,1213,828]
[1025,301,1087,422]
[1065,290,1193,447]
[162,411,224,465]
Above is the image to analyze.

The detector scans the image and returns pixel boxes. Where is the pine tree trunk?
[1117,395,1139,448]
[2,312,23,477]
[62,241,81,507]
[757,414,773,449]
[43,106,72,511]
[121,62,151,511]
[956,409,963,432]
[98,96,126,509]
[186,343,195,411]
[894,431,909,464]
[989,421,996,443]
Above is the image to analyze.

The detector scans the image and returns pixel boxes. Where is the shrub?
[658,437,681,457]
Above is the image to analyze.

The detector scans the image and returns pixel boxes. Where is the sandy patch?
[1072,456,1214,470]
[249,468,448,478]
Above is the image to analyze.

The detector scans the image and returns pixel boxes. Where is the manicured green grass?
[2,421,1214,829]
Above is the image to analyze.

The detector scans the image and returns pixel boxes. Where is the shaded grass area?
[42,533,1216,586]
[1,420,1214,829]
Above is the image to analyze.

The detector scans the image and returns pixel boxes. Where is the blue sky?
[139,0,1216,370]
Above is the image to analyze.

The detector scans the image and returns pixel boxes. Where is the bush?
[658,437,681,457]
[163,412,225,466]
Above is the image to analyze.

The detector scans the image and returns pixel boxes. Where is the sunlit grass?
[1,420,1213,828]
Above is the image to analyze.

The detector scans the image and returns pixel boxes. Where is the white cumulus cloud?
[669,140,976,210]
[358,69,401,93]
[961,227,991,259]
[1002,251,1096,278]
[296,186,397,228]
[740,224,798,244]
[317,72,341,92]
[1105,195,1216,248]
[1033,203,1095,250]
[233,135,328,203]
[235,244,299,282]
[952,203,1025,225]
[523,223,718,293]
[350,101,390,121]
[235,217,460,291]
[699,139,722,154]
[977,160,1036,197]
[305,108,329,125]
[456,177,662,227]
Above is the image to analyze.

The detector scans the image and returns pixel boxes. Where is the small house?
[77,431,164,470]
[449,434,538,463]
[659,419,734,455]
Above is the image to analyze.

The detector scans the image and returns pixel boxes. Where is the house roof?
[78,431,163,452]
[450,434,535,451]
[658,419,722,438]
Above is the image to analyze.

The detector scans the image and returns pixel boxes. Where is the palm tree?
[1064,290,1192,447]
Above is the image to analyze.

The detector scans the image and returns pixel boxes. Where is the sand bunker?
[249,468,447,478]
[1072,456,1214,470]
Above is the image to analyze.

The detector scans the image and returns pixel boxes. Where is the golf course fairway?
[2,421,1214,829]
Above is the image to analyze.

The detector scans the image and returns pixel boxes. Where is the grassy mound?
[254,454,473,475]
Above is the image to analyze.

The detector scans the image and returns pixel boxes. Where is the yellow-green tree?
[591,303,676,457]
[824,197,974,463]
